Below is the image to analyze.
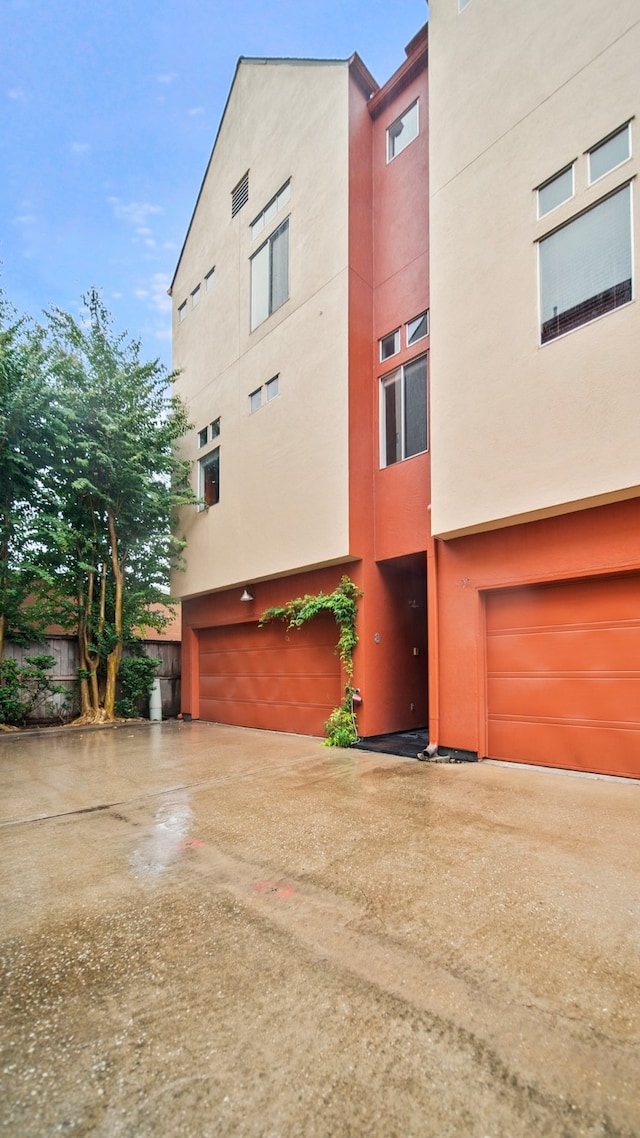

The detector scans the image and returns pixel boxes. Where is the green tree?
[43,289,196,723]
[0,293,59,659]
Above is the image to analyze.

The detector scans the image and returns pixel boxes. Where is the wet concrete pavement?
[1,721,639,1137]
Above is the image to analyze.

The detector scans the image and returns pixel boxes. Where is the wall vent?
[231,172,249,218]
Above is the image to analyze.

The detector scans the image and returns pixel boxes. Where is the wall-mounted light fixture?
[240,588,254,602]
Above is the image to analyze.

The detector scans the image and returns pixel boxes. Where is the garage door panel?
[486,574,640,778]
[198,618,341,735]
[488,675,640,723]
[487,623,640,673]
[488,718,640,776]
[487,576,640,629]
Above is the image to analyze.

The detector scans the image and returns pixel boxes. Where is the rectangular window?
[199,448,220,508]
[380,354,428,467]
[210,417,221,438]
[249,388,262,414]
[459,0,473,9]
[251,180,291,240]
[539,185,632,344]
[387,100,419,162]
[178,301,187,323]
[588,123,631,184]
[380,329,400,361]
[406,311,429,346]
[198,427,208,448]
[537,165,574,218]
[205,268,215,291]
[191,285,201,308]
[250,218,289,330]
[266,375,279,401]
[231,172,249,218]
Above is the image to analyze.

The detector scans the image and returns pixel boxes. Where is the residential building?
[170,29,430,739]
[428,0,640,777]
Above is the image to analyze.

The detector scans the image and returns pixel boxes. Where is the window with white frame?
[198,427,208,448]
[191,285,201,308]
[198,447,220,508]
[205,268,215,290]
[458,0,473,10]
[178,301,187,323]
[380,329,400,361]
[266,375,279,401]
[539,184,632,344]
[387,100,419,162]
[406,311,428,346]
[380,354,428,467]
[588,123,631,184]
[210,417,221,438]
[537,165,574,218]
[249,388,262,414]
[250,218,289,330]
[251,181,291,240]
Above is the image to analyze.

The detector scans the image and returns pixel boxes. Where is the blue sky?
[1,0,428,372]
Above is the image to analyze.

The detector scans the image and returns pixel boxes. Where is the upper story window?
[198,448,220,508]
[231,171,249,218]
[380,328,400,361]
[538,183,632,344]
[178,301,187,323]
[205,267,215,291]
[251,181,291,240]
[198,427,208,448]
[406,311,429,346]
[387,100,419,163]
[380,354,428,467]
[458,0,473,9]
[191,285,201,308]
[537,165,574,219]
[588,123,631,184]
[249,376,280,414]
[250,218,289,330]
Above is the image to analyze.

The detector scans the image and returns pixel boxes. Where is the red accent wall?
[346,35,431,737]
[435,497,640,761]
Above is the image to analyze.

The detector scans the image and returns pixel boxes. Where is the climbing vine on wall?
[259,575,362,746]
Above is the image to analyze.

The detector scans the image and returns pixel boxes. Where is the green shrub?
[115,652,160,719]
[0,655,68,727]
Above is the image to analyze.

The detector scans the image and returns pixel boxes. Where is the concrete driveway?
[1,720,638,1137]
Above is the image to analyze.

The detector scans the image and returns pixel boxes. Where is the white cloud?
[156,73,177,85]
[13,212,36,226]
[7,87,24,100]
[69,141,91,154]
[187,106,204,116]
[109,197,163,228]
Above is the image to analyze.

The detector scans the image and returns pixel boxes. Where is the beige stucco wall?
[429,0,640,537]
[171,60,353,597]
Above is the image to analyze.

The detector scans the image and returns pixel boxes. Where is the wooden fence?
[3,636,181,721]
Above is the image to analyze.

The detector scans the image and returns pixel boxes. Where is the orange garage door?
[198,617,342,736]
[486,574,640,778]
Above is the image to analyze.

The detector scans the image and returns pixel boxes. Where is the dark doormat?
[354,730,478,763]
[354,730,430,760]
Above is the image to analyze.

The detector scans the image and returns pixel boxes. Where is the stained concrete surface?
[1,721,639,1138]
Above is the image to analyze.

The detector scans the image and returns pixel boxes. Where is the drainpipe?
[426,535,440,749]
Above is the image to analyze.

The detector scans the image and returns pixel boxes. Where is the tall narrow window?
[381,355,428,467]
[199,448,220,508]
[539,185,632,343]
[250,218,289,330]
